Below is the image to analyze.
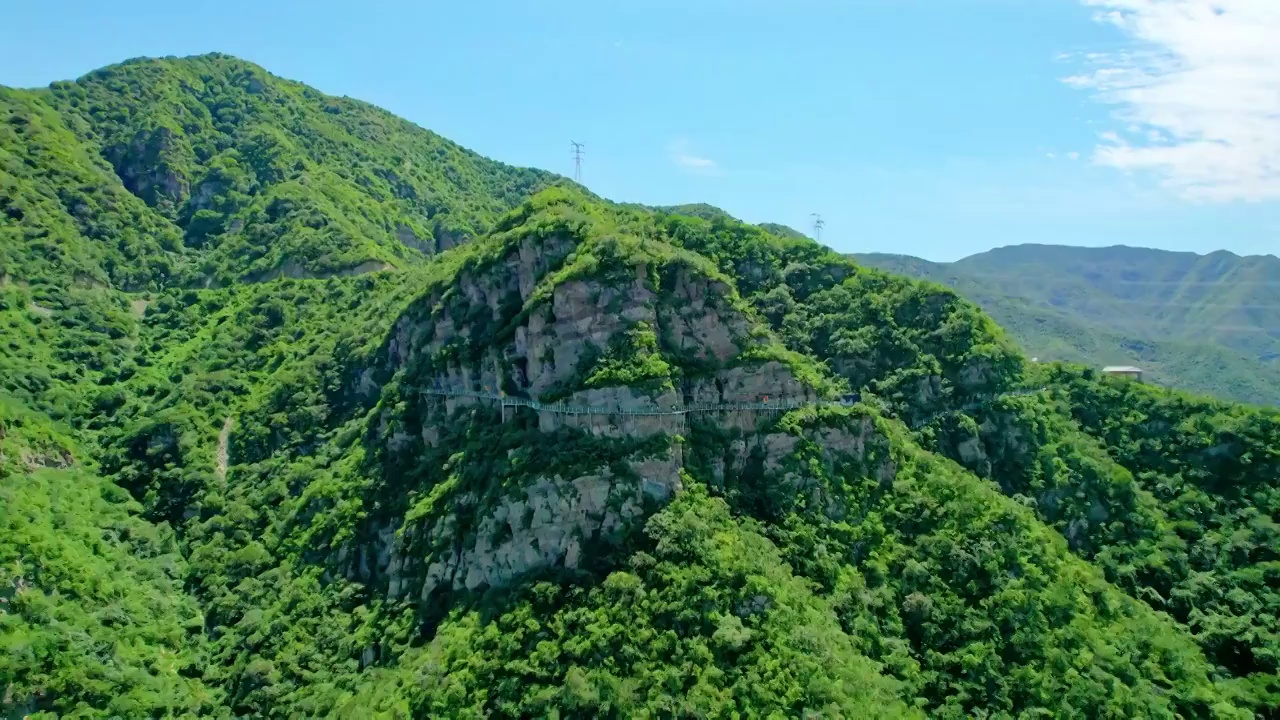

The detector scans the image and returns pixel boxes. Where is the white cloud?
[668,138,721,176]
[1065,0,1280,202]
[1067,151,1082,161]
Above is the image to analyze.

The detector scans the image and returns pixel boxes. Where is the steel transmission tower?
[811,213,825,242]
[571,141,585,183]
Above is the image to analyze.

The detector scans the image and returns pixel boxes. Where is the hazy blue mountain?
[858,245,1280,405]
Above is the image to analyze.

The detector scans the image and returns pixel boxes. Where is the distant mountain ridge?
[857,245,1280,405]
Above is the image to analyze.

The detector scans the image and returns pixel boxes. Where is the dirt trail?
[216,416,233,481]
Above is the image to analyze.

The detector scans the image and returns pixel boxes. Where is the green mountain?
[2,55,1277,718]
[858,246,1280,406]
[2,53,559,292]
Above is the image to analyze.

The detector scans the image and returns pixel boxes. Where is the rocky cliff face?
[406,450,684,599]
[106,126,191,218]
[345,222,852,600]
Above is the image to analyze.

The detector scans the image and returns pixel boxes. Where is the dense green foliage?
[341,485,917,718]
[859,246,1280,406]
[2,54,1277,718]
[652,212,1273,715]
[0,399,219,717]
[1044,367,1280,708]
[4,53,559,290]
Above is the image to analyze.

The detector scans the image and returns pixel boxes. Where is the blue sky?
[3,0,1278,261]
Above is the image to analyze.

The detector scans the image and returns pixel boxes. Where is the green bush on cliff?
[359,485,917,719]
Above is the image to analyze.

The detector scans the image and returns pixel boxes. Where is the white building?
[1102,366,1144,382]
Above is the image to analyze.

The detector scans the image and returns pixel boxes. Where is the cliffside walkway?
[423,385,1048,428]
[424,387,817,416]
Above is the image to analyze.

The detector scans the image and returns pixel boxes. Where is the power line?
[919,271,1280,287]
[992,296,1280,311]
[811,213,824,242]
[1071,279,1280,287]
[861,269,1280,313]
[570,141,585,183]
[1067,301,1280,310]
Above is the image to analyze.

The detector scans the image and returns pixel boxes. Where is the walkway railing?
[424,387,818,416]
[423,384,1048,427]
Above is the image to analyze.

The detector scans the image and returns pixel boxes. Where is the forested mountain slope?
[2,55,1277,718]
[858,247,1280,406]
[2,53,558,291]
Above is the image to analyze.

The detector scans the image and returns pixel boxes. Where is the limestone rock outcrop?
[354,229,848,597]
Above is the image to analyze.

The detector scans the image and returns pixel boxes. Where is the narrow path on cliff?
[422,385,1049,429]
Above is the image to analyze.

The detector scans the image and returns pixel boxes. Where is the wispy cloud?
[668,138,722,176]
[1065,0,1280,202]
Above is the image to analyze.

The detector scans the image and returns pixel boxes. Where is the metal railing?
[424,387,817,416]
[423,383,1048,427]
